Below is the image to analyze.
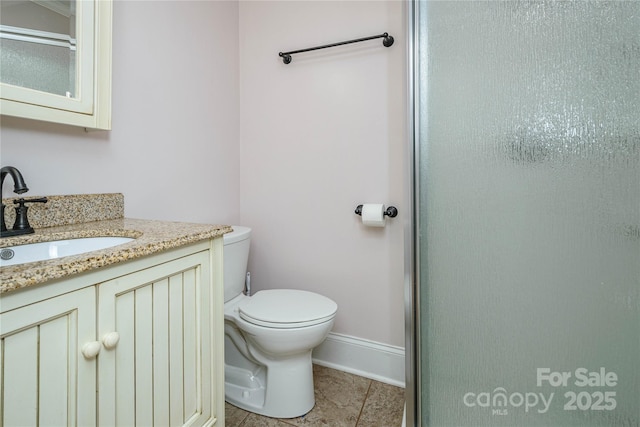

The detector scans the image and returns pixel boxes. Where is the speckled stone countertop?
[3,193,125,228]
[0,216,232,294]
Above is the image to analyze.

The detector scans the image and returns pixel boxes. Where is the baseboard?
[312,332,405,388]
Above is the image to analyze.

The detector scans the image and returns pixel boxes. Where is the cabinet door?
[0,0,112,130]
[0,287,97,427]
[98,251,215,427]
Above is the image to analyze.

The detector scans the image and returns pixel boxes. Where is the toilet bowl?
[222,226,337,418]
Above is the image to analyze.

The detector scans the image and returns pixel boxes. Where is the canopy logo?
[463,388,553,415]
[463,367,618,416]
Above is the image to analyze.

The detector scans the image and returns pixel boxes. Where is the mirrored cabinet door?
[0,0,112,130]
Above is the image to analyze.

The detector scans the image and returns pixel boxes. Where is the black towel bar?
[279,32,394,64]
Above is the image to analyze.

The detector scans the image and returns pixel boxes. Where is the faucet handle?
[11,197,48,234]
[14,197,48,205]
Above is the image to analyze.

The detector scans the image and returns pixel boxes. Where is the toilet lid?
[239,289,337,328]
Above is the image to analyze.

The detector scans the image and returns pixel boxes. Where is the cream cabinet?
[97,251,216,426]
[0,239,225,426]
[0,0,112,130]
[0,286,97,426]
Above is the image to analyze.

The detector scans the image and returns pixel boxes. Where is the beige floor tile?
[241,412,297,427]
[225,402,250,427]
[356,381,405,427]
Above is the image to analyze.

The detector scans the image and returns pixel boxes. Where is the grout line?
[229,404,250,427]
[354,380,373,427]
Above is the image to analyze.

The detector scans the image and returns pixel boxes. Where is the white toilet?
[223,226,337,418]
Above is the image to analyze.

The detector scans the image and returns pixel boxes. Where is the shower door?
[410,1,640,426]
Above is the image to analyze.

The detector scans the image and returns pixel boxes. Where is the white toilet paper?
[361,204,386,227]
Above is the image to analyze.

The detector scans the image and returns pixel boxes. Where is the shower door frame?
[404,1,421,426]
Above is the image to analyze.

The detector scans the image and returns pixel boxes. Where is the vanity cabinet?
[0,239,225,426]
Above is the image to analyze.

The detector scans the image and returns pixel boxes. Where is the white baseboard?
[312,332,405,388]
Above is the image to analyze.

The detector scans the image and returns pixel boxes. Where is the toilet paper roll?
[361,204,386,227]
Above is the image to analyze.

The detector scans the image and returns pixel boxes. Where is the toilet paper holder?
[355,205,398,218]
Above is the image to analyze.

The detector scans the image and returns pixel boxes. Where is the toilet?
[223,226,337,418]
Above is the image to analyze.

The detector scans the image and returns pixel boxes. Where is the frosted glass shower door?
[413,1,640,426]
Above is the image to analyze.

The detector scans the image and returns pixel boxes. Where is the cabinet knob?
[81,341,102,359]
[102,331,120,349]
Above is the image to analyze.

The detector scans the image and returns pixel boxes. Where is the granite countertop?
[0,218,232,294]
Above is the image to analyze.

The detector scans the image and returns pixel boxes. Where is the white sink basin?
[0,237,134,267]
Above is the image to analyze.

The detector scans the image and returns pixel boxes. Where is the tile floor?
[225,364,405,427]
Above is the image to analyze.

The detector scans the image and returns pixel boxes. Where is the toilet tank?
[223,226,251,302]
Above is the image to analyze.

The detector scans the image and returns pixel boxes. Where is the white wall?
[1,0,240,225]
[239,1,406,347]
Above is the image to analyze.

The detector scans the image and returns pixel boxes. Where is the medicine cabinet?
[0,0,112,130]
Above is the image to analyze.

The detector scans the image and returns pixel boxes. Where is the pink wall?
[239,1,406,346]
[1,1,240,225]
[1,0,406,349]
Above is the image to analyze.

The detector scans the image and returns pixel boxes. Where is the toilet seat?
[239,289,337,329]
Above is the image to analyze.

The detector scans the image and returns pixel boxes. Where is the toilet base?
[224,351,316,418]
[225,364,267,410]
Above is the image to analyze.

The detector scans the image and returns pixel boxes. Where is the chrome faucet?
[1,166,47,237]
